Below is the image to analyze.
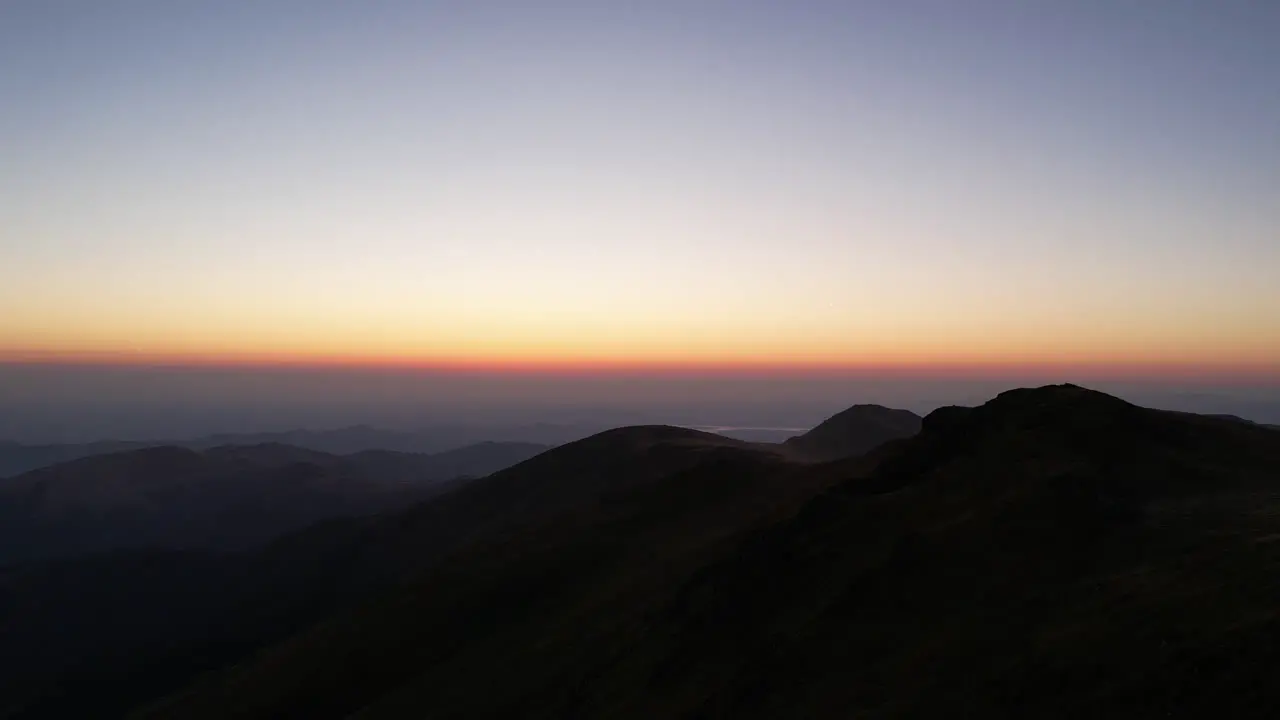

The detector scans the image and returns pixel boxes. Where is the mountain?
[377,440,551,480]
[0,426,571,477]
[139,386,1280,720]
[1,425,807,719]
[5,387,1280,719]
[0,440,548,564]
[0,439,150,478]
[189,425,585,456]
[781,403,922,460]
[1198,415,1280,433]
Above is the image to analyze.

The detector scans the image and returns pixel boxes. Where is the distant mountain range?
[0,440,548,564]
[3,386,1280,718]
[0,413,908,568]
[0,425,582,477]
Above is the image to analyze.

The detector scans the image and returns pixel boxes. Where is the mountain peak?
[922,384,1135,431]
[569,424,761,454]
[909,385,1280,485]
[783,403,921,461]
[989,382,1119,405]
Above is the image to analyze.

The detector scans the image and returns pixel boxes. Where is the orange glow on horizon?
[3,346,1277,384]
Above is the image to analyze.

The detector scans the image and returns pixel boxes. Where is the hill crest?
[783,404,921,461]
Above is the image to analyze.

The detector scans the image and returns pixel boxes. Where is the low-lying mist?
[1,362,1277,443]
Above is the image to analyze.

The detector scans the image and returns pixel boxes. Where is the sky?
[1,1,1279,437]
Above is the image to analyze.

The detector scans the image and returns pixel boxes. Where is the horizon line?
[2,350,1278,384]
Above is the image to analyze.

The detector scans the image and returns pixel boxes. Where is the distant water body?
[685,425,808,434]
[677,425,810,443]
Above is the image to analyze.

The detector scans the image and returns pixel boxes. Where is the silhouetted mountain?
[0,439,149,478]
[1,425,799,719]
[4,386,1280,719]
[190,425,580,456]
[367,440,550,480]
[1199,416,1279,433]
[781,403,921,460]
[0,426,569,477]
[0,441,548,564]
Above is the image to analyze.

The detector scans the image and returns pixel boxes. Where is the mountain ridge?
[782,403,922,461]
[0,429,564,477]
[0,440,550,564]
[3,386,1278,719]
[136,384,1280,719]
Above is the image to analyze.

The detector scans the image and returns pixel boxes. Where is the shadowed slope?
[781,404,921,461]
[0,426,801,720]
[136,427,828,720]
[138,385,1280,719]
[630,384,1280,718]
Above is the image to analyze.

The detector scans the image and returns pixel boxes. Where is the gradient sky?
[2,1,1278,376]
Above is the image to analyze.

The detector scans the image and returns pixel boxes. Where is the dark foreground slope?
[0,426,821,719]
[139,386,1280,720]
